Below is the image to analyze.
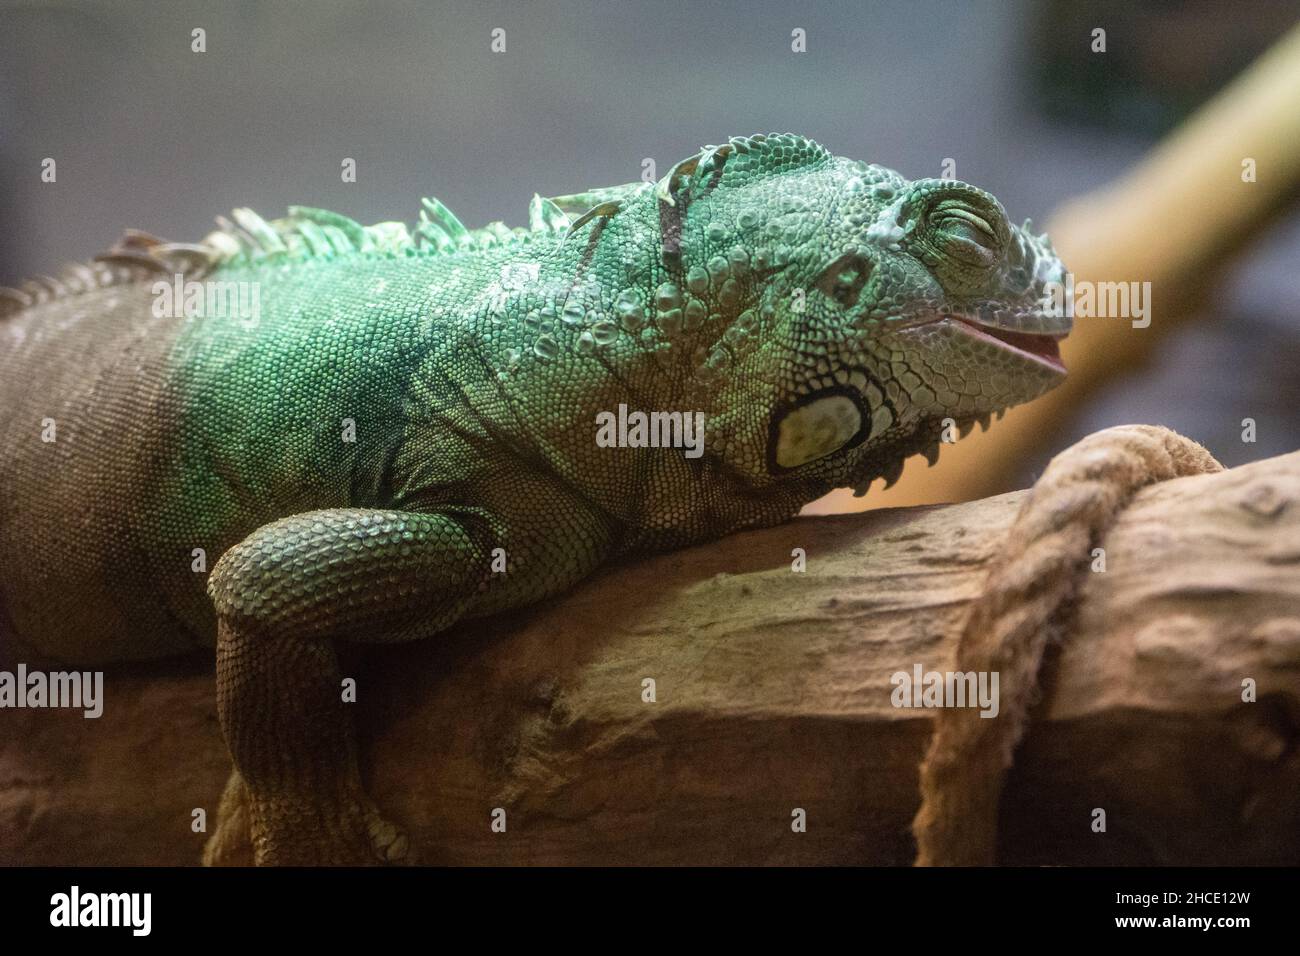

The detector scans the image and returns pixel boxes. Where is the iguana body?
[0,134,1069,863]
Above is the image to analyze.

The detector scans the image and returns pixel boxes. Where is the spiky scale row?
[528,194,571,232]
[1,131,844,323]
[0,189,550,316]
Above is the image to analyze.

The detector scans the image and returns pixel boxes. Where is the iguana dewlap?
[0,134,1069,864]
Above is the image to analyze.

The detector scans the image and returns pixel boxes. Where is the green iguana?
[0,134,1069,864]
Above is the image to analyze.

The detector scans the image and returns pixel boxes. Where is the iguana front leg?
[204,507,498,866]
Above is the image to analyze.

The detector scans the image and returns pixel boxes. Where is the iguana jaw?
[944,316,1066,375]
[828,309,1068,495]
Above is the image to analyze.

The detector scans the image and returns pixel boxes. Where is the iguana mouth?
[947,316,1066,374]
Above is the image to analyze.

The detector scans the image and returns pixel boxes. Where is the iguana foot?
[206,770,412,866]
[202,770,254,866]
[248,786,412,866]
[366,807,412,864]
[203,770,409,865]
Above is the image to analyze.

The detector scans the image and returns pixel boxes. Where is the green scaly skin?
[0,134,1070,863]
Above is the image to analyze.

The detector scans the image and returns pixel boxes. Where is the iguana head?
[665,134,1070,495]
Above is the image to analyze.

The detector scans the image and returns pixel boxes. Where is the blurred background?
[1,0,1297,508]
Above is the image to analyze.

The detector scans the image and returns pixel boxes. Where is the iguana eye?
[816,253,872,308]
[930,204,1000,266]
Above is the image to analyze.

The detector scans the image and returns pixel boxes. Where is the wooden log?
[2,449,1298,866]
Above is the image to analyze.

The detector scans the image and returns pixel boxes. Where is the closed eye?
[929,204,1000,265]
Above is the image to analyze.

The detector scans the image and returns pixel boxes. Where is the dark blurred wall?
[0,0,1144,284]
[2,0,1297,473]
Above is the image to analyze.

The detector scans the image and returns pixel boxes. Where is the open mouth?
[948,316,1066,373]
